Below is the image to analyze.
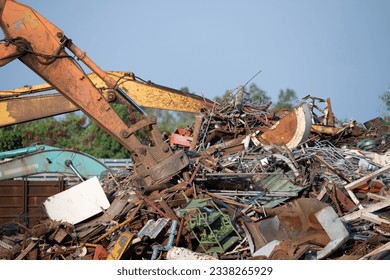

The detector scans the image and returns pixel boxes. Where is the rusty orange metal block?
[259,104,312,149]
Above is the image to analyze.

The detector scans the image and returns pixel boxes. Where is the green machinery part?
[180,197,241,254]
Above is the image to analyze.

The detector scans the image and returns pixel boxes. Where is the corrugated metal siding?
[0,179,67,227]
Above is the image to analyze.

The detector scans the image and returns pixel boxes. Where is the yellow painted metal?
[0,71,214,127]
[0,102,15,125]
[96,71,212,113]
[0,94,77,127]
[0,71,212,112]
[106,230,135,260]
[311,124,340,136]
[0,83,53,98]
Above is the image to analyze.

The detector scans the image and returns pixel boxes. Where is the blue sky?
[1,0,390,123]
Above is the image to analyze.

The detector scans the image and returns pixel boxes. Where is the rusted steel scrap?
[1,95,390,260]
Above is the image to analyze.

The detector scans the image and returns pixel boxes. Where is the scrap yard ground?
[1,93,390,260]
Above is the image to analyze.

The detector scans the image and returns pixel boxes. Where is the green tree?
[272,88,298,112]
[214,83,270,105]
[380,88,390,109]
[379,87,390,123]
[247,83,271,104]
[0,126,23,151]
[80,103,135,158]
[214,90,232,103]
[0,107,131,158]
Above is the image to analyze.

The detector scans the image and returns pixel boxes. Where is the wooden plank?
[344,165,390,191]
[360,241,390,260]
[314,155,351,183]
[15,240,37,260]
[316,187,327,201]
[316,183,355,211]
[314,155,365,209]
[360,212,390,225]
[345,189,363,210]
[367,193,388,201]
[189,114,203,151]
[342,199,390,222]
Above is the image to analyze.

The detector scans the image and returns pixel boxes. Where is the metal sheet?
[43,176,110,224]
[243,198,332,259]
[0,179,66,227]
[106,231,134,260]
[315,206,349,259]
[137,218,170,239]
[259,103,312,148]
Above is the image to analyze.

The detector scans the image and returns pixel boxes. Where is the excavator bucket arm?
[0,0,188,186]
[0,71,214,127]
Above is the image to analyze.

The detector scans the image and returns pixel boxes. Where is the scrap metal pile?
[1,93,390,260]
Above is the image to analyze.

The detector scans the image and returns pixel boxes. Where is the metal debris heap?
[1,94,390,260]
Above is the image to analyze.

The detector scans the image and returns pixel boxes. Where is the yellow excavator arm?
[0,71,213,127]
[0,0,206,186]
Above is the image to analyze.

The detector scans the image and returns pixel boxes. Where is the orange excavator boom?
[0,0,195,186]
